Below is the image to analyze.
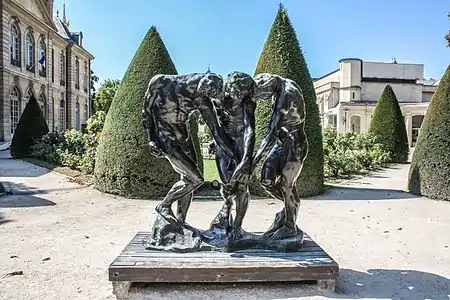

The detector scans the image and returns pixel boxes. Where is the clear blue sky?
[55,0,449,84]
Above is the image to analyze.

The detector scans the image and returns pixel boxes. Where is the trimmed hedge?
[11,95,49,158]
[94,27,201,198]
[252,3,324,197]
[408,65,450,200]
[368,84,409,163]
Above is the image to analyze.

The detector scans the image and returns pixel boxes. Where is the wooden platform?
[109,231,339,299]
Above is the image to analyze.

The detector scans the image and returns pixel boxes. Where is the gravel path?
[0,151,449,300]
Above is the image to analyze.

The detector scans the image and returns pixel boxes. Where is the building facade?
[0,0,94,142]
[314,58,439,147]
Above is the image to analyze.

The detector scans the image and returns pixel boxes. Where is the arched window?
[75,57,80,89]
[60,50,65,85]
[75,97,80,130]
[38,38,46,77]
[84,100,88,123]
[25,32,34,71]
[83,61,88,91]
[10,23,20,66]
[60,97,66,131]
[39,93,47,120]
[10,87,21,134]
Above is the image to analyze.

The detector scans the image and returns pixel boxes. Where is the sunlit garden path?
[1,151,449,300]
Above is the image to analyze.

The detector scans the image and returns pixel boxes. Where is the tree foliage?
[252,3,324,197]
[11,95,49,158]
[94,27,202,198]
[408,65,450,200]
[94,27,180,198]
[368,85,409,163]
[446,13,450,47]
[93,79,121,114]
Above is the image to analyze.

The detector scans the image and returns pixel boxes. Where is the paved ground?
[0,150,449,300]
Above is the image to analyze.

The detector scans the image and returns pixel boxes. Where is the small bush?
[11,95,49,158]
[30,129,100,175]
[86,111,106,135]
[323,128,390,179]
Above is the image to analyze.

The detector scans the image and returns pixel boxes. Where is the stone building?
[314,58,439,147]
[0,0,94,142]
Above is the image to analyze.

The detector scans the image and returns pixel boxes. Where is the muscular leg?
[177,136,202,223]
[156,142,204,226]
[267,136,307,240]
[210,149,234,229]
[260,145,286,236]
[232,182,249,237]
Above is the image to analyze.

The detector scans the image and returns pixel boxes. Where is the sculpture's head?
[223,71,256,101]
[253,73,279,100]
[197,72,223,99]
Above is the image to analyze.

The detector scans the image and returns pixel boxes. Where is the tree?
[90,69,99,113]
[446,13,450,47]
[368,85,409,163]
[408,65,450,200]
[94,27,201,199]
[252,3,324,197]
[93,79,121,114]
[11,95,49,158]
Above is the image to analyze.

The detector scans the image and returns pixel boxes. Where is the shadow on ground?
[336,268,450,300]
[314,186,417,201]
[0,152,51,178]
[0,195,56,208]
[0,212,14,225]
[130,268,449,299]
[1,181,85,196]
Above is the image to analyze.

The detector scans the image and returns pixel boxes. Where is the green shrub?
[252,3,324,197]
[369,84,409,163]
[31,130,100,175]
[323,128,390,178]
[94,27,184,198]
[11,95,49,158]
[408,65,450,201]
[86,111,106,135]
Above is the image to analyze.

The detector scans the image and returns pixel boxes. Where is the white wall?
[363,62,423,80]
[361,82,421,102]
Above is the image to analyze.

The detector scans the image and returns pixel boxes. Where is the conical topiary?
[11,95,49,158]
[252,3,324,197]
[408,65,450,200]
[368,85,409,163]
[94,27,202,199]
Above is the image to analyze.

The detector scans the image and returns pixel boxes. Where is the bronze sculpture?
[210,72,256,239]
[142,71,308,252]
[252,73,308,240]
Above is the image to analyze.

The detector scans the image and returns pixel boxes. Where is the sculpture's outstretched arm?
[199,97,235,159]
[231,98,256,182]
[252,88,289,169]
[142,78,164,157]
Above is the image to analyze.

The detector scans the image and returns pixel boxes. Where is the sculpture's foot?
[266,225,298,240]
[210,208,232,231]
[230,227,244,241]
[155,203,181,227]
[263,211,284,237]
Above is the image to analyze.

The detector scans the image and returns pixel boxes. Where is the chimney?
[45,0,54,16]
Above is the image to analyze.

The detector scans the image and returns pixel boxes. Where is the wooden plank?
[109,231,339,284]
[110,265,338,282]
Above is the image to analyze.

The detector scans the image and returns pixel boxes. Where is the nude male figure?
[142,72,235,228]
[210,72,256,237]
[252,73,309,240]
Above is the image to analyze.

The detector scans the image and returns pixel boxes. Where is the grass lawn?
[203,159,220,182]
